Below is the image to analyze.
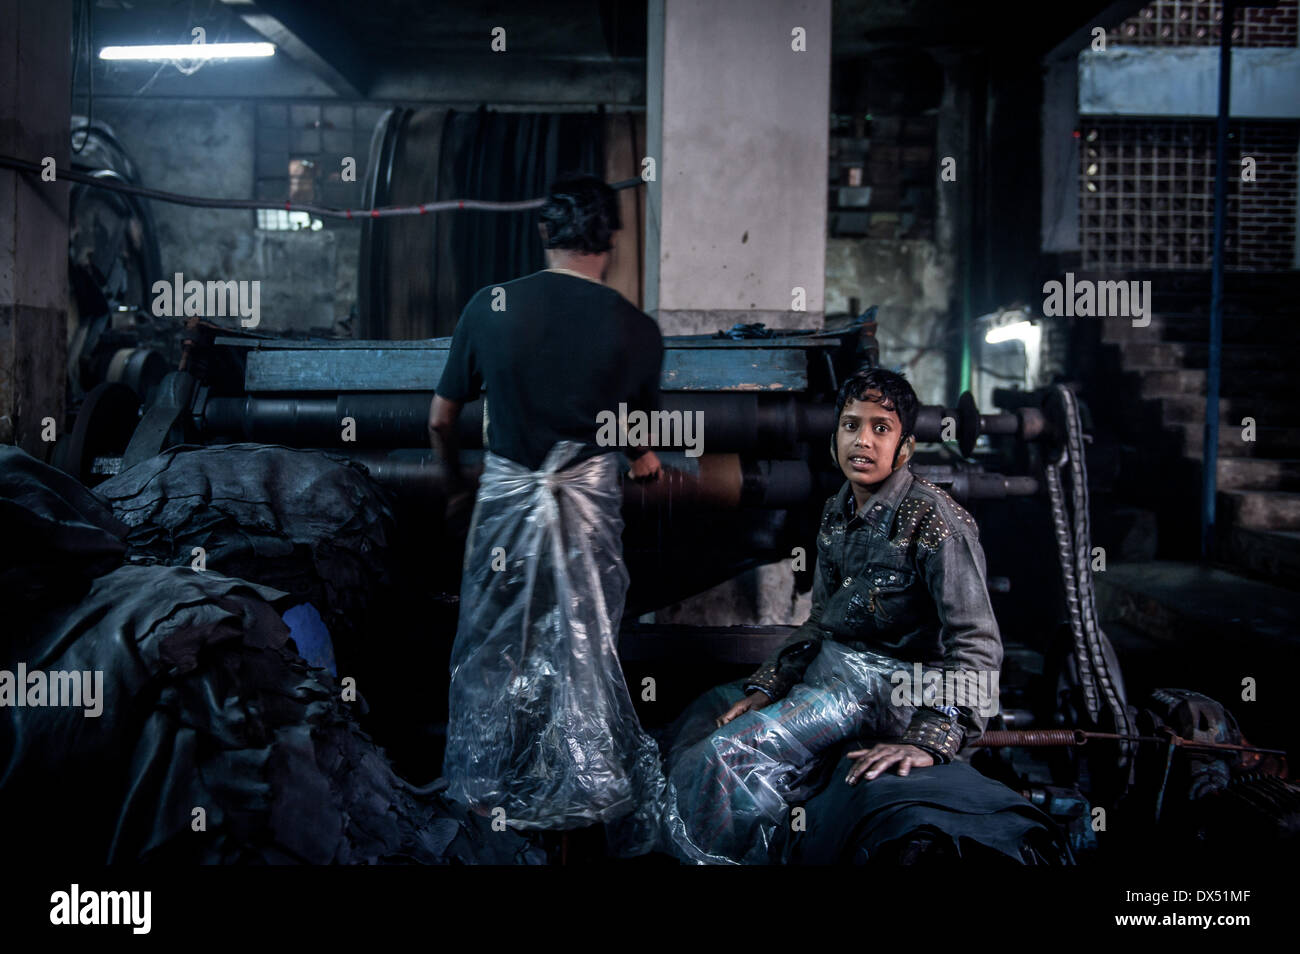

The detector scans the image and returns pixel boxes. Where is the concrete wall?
[646,0,831,334]
[655,562,812,628]
[824,238,953,407]
[92,98,354,336]
[1041,56,1081,254]
[1080,47,1300,118]
[1,0,71,454]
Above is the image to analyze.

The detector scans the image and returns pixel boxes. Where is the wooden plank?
[247,348,448,391]
[654,336,842,349]
[216,336,451,350]
[662,347,807,391]
[219,333,838,350]
[246,344,809,392]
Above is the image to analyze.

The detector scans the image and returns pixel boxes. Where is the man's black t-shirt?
[435,269,664,471]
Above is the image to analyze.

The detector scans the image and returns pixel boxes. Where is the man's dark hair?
[539,172,621,254]
[834,367,920,445]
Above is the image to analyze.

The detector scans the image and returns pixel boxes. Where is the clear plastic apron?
[441,441,664,854]
[661,641,915,864]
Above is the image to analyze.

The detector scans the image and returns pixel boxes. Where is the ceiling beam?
[1044,0,1152,62]
[220,0,369,98]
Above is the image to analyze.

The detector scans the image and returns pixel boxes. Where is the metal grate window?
[1110,0,1298,48]
[1079,120,1298,271]
[255,209,321,231]
[254,102,387,230]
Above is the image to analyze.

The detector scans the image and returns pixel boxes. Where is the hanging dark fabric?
[434,108,606,336]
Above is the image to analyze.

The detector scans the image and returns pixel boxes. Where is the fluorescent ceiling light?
[985,320,1034,345]
[99,42,275,61]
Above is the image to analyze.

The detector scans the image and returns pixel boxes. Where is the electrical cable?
[0,153,643,219]
[71,0,93,154]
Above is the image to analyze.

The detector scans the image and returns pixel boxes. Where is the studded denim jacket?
[744,462,1003,762]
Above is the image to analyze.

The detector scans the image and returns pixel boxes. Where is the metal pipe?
[315,449,818,510]
[909,465,1038,500]
[1202,0,1235,559]
[200,393,836,453]
[975,728,1284,756]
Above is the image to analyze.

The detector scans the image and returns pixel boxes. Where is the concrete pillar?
[1040,55,1080,254]
[645,0,831,334]
[0,0,72,455]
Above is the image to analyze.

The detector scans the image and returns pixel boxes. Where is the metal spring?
[975,729,1087,747]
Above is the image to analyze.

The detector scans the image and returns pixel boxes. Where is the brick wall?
[254,102,387,230]
[1110,0,1298,48]
[1236,123,1300,269]
[829,113,937,240]
[1038,310,1074,385]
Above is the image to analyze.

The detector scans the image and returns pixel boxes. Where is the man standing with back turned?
[428,173,666,856]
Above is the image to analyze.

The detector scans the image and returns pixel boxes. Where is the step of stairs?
[1106,341,1296,371]
[1218,489,1300,532]
[1176,423,1300,458]
[1101,312,1280,345]
[1135,367,1206,398]
[1151,395,1296,427]
[1098,294,1300,591]
[1216,457,1300,492]
[1137,367,1296,399]
[1222,527,1300,590]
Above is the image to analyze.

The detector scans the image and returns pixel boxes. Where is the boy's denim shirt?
[745,462,1004,763]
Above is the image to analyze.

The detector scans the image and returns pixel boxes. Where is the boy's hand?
[716,690,771,728]
[628,451,662,482]
[844,743,934,784]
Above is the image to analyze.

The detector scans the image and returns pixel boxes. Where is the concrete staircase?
[1096,276,1300,589]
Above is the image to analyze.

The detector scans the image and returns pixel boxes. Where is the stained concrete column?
[645,0,831,334]
[0,0,71,454]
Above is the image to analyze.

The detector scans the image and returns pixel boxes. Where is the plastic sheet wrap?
[778,756,1072,864]
[95,443,398,646]
[661,640,914,864]
[1,563,457,864]
[442,442,664,854]
[0,447,550,865]
[0,445,127,610]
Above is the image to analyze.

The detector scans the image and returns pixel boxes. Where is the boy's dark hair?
[539,173,621,254]
[834,367,920,446]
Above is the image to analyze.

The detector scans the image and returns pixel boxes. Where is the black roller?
[198,392,835,455]
[320,448,819,511]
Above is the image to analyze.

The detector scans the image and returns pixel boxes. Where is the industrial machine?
[55,310,1048,611]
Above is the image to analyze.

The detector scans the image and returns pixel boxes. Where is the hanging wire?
[0,151,644,220]
[70,0,94,154]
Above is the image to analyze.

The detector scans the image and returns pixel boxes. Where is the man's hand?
[429,395,464,482]
[716,690,771,728]
[844,743,934,784]
[628,451,662,482]
[444,488,475,537]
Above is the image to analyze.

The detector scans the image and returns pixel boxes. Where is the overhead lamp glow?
[99,42,275,61]
[985,320,1038,345]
